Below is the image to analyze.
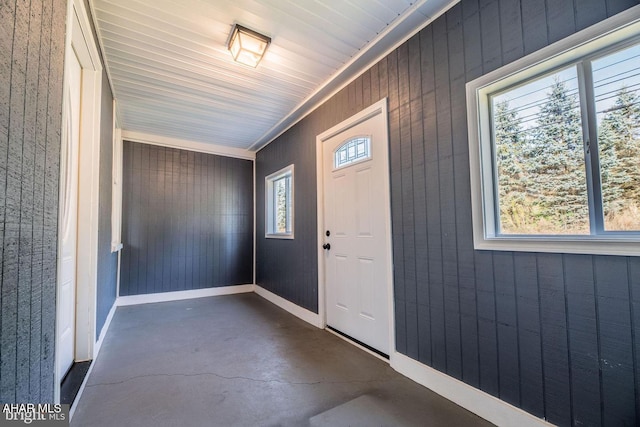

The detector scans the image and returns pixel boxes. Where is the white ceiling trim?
[249,0,459,151]
[122,130,256,160]
[88,0,120,123]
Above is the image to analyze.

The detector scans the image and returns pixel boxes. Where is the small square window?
[265,164,294,239]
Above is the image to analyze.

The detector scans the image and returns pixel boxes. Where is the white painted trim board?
[55,0,103,404]
[122,130,256,160]
[254,285,323,329]
[117,285,255,306]
[390,352,553,427]
[69,299,116,421]
[93,302,117,360]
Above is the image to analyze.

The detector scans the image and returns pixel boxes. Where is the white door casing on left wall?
[55,0,102,403]
[57,48,82,380]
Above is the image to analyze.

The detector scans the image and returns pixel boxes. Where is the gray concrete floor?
[71,293,493,427]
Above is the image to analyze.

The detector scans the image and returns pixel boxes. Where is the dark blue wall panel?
[120,142,253,295]
[255,1,640,425]
[255,119,320,313]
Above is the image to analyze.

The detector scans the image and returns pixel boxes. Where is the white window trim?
[111,100,123,253]
[265,164,295,239]
[466,5,640,257]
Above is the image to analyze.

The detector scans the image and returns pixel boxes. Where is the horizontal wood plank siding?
[255,0,640,424]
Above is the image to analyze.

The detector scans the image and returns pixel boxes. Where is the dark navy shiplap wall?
[120,142,253,295]
[256,125,319,312]
[0,0,66,403]
[256,0,640,425]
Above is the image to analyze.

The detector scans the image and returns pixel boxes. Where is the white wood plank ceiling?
[90,0,453,151]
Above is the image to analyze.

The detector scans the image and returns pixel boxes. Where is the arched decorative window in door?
[334,136,371,169]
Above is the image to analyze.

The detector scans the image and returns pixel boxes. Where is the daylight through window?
[467,10,640,255]
[334,136,371,169]
[273,175,291,234]
[265,165,294,238]
[491,43,640,235]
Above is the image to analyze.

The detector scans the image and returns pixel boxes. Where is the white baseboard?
[117,284,255,306]
[122,130,256,160]
[70,298,117,420]
[94,301,117,358]
[390,352,553,427]
[254,285,323,328]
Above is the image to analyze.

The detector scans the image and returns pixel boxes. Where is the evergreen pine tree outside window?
[466,8,640,255]
[493,69,589,235]
[273,175,291,233]
[593,44,640,231]
[265,165,294,238]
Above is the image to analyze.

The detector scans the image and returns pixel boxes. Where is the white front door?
[322,102,392,355]
[57,50,82,379]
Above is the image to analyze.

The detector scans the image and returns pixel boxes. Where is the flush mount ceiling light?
[227,24,271,68]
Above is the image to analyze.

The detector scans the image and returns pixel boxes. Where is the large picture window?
[467,8,640,255]
[265,164,294,239]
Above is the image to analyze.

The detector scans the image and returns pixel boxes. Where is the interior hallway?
[70,293,492,426]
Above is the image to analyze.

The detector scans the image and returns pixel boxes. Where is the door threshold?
[326,326,389,361]
[60,361,91,406]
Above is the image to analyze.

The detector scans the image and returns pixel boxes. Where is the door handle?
[322,243,331,250]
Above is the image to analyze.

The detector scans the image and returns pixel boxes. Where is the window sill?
[265,234,294,240]
[474,235,640,256]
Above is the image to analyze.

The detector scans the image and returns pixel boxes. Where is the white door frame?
[315,98,395,357]
[55,0,102,403]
